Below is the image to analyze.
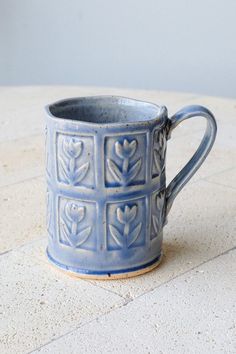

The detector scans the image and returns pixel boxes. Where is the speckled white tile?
[166,131,236,185]
[214,120,236,149]
[168,112,205,139]
[32,249,236,354]
[0,177,45,254]
[0,249,124,354]
[0,134,44,187]
[84,181,236,298]
[205,167,236,190]
[189,95,236,122]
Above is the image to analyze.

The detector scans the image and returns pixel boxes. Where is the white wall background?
[0,0,236,97]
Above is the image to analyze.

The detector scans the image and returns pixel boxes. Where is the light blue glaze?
[45,96,217,277]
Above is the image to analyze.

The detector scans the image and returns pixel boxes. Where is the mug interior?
[48,96,161,124]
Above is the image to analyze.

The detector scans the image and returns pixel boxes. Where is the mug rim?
[45,95,167,128]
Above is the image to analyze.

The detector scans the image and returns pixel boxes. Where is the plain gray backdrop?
[0,0,235,97]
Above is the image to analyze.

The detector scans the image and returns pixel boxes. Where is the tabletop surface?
[0,86,236,354]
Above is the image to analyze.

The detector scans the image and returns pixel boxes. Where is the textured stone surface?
[0,134,44,187]
[1,87,235,353]
[0,249,124,354]
[87,180,236,297]
[0,177,45,254]
[32,249,236,354]
[206,167,236,189]
[166,129,236,186]
[187,95,236,122]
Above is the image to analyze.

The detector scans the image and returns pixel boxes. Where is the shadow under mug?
[45,96,217,279]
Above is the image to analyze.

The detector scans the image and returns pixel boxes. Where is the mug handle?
[165,105,217,216]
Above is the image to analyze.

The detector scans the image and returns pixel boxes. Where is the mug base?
[46,250,162,280]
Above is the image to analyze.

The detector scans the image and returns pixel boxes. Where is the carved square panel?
[46,189,53,239]
[106,197,146,251]
[150,189,165,240]
[151,128,167,179]
[105,133,147,188]
[45,126,51,178]
[56,133,95,189]
[58,196,97,251]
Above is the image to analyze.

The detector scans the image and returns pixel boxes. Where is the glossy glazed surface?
[45,96,217,278]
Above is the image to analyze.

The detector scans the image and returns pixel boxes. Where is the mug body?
[45,96,168,278]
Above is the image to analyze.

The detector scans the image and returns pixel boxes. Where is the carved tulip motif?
[116,139,136,159]
[153,130,167,177]
[45,127,50,177]
[109,204,142,248]
[107,138,141,185]
[61,201,91,248]
[151,192,165,239]
[46,189,53,238]
[59,137,89,185]
[64,138,83,159]
[65,202,84,223]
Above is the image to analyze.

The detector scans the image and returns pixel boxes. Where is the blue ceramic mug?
[45,96,217,279]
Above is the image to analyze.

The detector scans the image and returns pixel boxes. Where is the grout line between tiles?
[81,281,125,299]
[199,177,236,191]
[0,132,43,144]
[28,245,236,354]
[0,235,126,301]
[182,166,236,189]
[201,165,236,180]
[131,245,236,302]
[26,300,128,354]
[84,279,128,298]
[0,236,46,257]
[0,174,44,189]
